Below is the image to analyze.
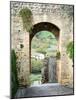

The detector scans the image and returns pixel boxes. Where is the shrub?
[66,41,74,60]
[11,50,19,98]
[31,59,43,73]
[36,48,46,55]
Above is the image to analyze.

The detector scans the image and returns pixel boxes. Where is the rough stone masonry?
[11,1,74,88]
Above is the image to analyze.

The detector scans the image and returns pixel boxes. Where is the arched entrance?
[30,22,60,40]
[29,22,60,85]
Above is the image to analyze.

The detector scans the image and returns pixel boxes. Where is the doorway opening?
[30,30,58,86]
[29,22,60,86]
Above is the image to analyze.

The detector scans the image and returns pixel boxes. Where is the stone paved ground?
[15,83,74,98]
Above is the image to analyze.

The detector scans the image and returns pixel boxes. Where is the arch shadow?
[30,22,60,41]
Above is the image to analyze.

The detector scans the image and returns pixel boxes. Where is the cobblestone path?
[15,83,73,98]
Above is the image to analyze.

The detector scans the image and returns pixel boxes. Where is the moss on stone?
[19,8,33,32]
[67,41,73,60]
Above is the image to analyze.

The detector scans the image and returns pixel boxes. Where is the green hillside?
[31,31,58,57]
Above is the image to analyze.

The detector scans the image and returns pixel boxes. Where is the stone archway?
[29,22,60,84]
[30,22,60,40]
[11,2,73,87]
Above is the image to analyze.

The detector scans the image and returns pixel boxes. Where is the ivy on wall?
[66,41,74,60]
[19,8,33,32]
[11,50,19,98]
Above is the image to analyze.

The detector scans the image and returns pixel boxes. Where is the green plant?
[31,59,43,73]
[36,48,46,55]
[11,50,19,98]
[19,8,33,32]
[31,31,57,56]
[56,51,60,59]
[66,41,74,60]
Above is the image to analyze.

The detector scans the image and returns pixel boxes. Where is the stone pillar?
[57,31,61,83]
[16,32,30,86]
[56,59,61,83]
[11,14,31,86]
[48,57,57,83]
[41,58,49,83]
[60,30,73,86]
[29,36,31,73]
[23,31,30,86]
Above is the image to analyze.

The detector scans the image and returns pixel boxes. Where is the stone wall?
[11,14,30,86]
[48,57,57,83]
[11,1,74,87]
[41,58,49,83]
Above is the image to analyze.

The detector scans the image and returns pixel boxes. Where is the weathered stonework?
[11,1,74,87]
